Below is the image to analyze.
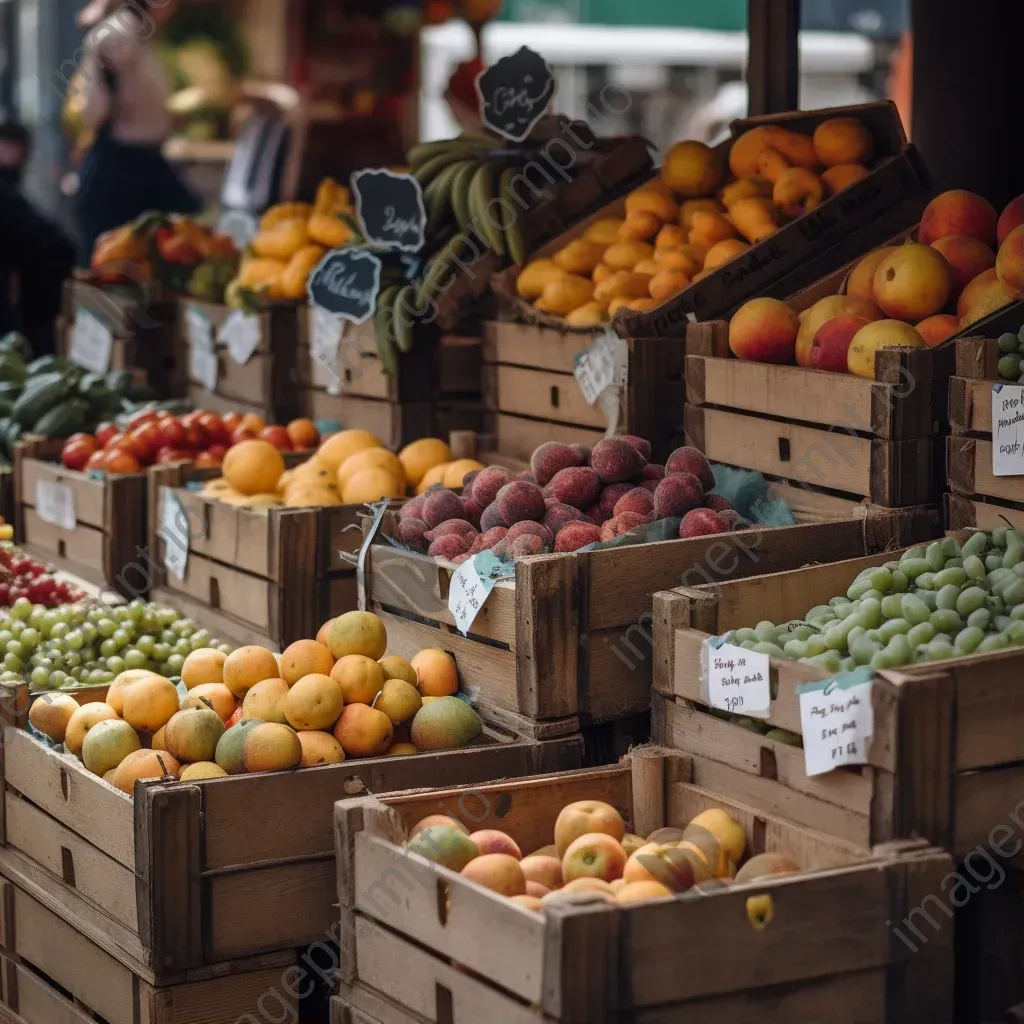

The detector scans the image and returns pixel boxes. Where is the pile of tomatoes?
[60,410,321,475]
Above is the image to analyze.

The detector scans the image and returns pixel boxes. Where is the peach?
[871,243,952,321]
[728,297,799,364]
[525,881,551,898]
[812,117,874,167]
[919,189,998,246]
[847,319,926,379]
[931,234,995,294]
[332,703,393,757]
[554,800,626,857]
[809,314,870,373]
[122,675,180,734]
[957,267,1015,326]
[560,877,616,897]
[469,830,522,859]
[915,314,960,348]
[615,881,674,904]
[461,853,526,897]
[998,195,1024,247]
[795,294,881,367]
[411,648,459,697]
[410,814,469,839]
[847,246,897,303]
[623,842,696,892]
[622,833,647,857]
[562,833,628,884]
[520,855,563,891]
[996,224,1024,298]
[821,163,868,194]
[181,683,237,723]
[29,693,81,744]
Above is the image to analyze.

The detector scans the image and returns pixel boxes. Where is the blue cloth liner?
[710,465,796,528]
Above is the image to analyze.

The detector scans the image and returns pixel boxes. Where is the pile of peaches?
[515,115,880,327]
[729,188,1024,376]
[404,798,801,911]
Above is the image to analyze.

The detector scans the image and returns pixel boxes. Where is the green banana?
[408,139,488,173]
[416,237,467,308]
[373,285,402,378]
[499,166,528,265]
[451,160,481,233]
[392,284,417,353]
[412,146,484,187]
[424,160,471,237]
[469,162,504,257]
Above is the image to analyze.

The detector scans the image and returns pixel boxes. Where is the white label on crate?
[217,209,259,249]
[311,306,345,395]
[35,480,76,531]
[992,384,1024,476]
[706,639,771,717]
[69,309,113,373]
[219,310,261,366]
[190,342,219,392]
[160,490,190,582]
[798,668,874,777]
[448,553,499,635]
[574,330,618,406]
[185,304,215,353]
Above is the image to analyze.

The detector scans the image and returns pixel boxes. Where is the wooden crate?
[334,747,954,1024]
[148,458,363,652]
[180,299,302,422]
[362,506,941,733]
[0,680,582,979]
[0,872,298,1024]
[481,321,685,463]
[13,437,147,599]
[62,281,185,398]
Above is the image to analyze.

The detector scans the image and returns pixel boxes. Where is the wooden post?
[747,0,801,116]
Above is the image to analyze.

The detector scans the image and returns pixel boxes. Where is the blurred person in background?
[0,123,75,355]
[75,0,200,265]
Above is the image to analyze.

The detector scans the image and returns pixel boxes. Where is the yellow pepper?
[278,245,327,300]
[308,178,355,249]
[237,256,287,290]
[259,202,313,232]
[251,218,310,262]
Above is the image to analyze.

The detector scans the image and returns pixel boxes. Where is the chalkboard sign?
[307,248,383,325]
[476,47,555,143]
[352,169,427,253]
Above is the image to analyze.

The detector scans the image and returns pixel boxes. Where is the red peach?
[680,508,729,538]
[931,234,995,294]
[915,314,960,347]
[469,830,523,859]
[729,297,798,364]
[562,833,628,884]
[996,224,1024,298]
[957,267,1014,322]
[998,195,1024,247]
[809,314,870,373]
[919,189,998,247]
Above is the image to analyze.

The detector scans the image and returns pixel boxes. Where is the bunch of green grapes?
[996,326,1024,382]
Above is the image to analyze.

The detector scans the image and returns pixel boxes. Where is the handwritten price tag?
[992,384,1024,476]
[706,640,770,717]
[798,668,874,776]
[219,310,261,366]
[36,480,76,531]
[574,332,618,406]
[448,552,504,635]
[185,304,214,352]
[69,309,113,373]
[160,490,190,582]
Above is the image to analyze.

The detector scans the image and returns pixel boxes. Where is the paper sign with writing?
[36,480,76,531]
[185,304,214,352]
[217,209,259,249]
[218,310,261,366]
[352,169,427,253]
[310,306,345,394]
[706,638,770,717]
[449,550,508,635]
[574,332,618,406]
[69,309,113,374]
[307,248,382,324]
[476,46,555,142]
[992,384,1024,476]
[160,490,190,582]
[798,668,874,776]
[189,338,219,392]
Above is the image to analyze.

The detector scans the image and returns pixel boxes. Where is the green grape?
[925,639,955,661]
[956,587,988,617]
[10,598,31,620]
[901,594,931,625]
[158,608,178,627]
[64,651,81,669]
[105,655,125,676]
[87,669,108,686]
[111,629,130,649]
[940,536,961,558]
[123,649,147,670]
[925,542,946,573]
[954,626,984,655]
[880,594,903,619]
[166,654,185,675]
[884,633,912,667]
[915,572,936,591]
[935,585,961,612]
[1000,578,1024,606]
[96,618,117,638]
[850,635,882,666]
[49,622,69,641]
[960,532,988,559]
[3,654,22,672]
[995,615,1012,632]
[847,577,876,601]
[5,640,24,660]
[784,639,809,659]
[8,621,22,636]
[967,608,992,631]
[789,625,814,641]
[878,618,911,642]
[151,643,172,663]
[979,633,1009,653]
[943,557,963,570]
[997,332,1019,354]
[801,650,842,673]
[135,634,156,656]
[824,614,858,651]
[217,643,232,655]
[930,609,963,634]
[29,666,49,688]
[899,557,931,580]
[857,598,883,630]
[934,566,967,589]
[1008,621,1024,644]
[190,629,211,648]
[906,622,937,648]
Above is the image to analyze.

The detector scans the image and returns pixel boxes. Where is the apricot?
[122,675,179,734]
[386,742,419,756]
[655,223,687,251]
[915,314,960,348]
[333,703,393,757]
[760,126,818,169]
[773,167,824,218]
[678,198,723,230]
[29,693,80,744]
[957,267,1014,323]
[812,117,873,167]
[591,263,613,285]
[719,177,772,208]
[996,224,1024,298]
[702,239,749,272]
[871,243,952,321]
[242,677,290,724]
[284,673,345,731]
[331,654,384,705]
[181,683,237,722]
[470,830,522,859]
[756,146,791,185]
[729,126,772,179]
[689,210,736,249]
[553,239,607,276]
[516,258,565,300]
[337,448,403,493]
[241,722,302,773]
[180,761,228,781]
[932,235,996,293]
[554,800,626,858]
[618,211,662,241]
[734,852,801,884]
[82,719,141,776]
[729,297,799,364]
[920,189,998,247]
[223,646,279,699]
[398,437,452,489]
[795,294,882,367]
[328,610,387,660]
[316,430,384,475]
[64,702,119,756]
[847,246,897,303]
[111,749,180,794]
[411,648,458,697]
[631,258,661,277]
[602,240,655,272]
[615,880,673,904]
[582,219,625,246]
[181,649,227,690]
[625,188,677,223]
[998,195,1024,247]
[661,140,722,198]
[847,320,926,379]
[656,244,705,277]
[563,302,607,328]
[821,163,869,194]
[729,197,779,245]
[296,730,346,766]
[163,707,225,764]
[521,855,563,890]
[648,269,690,304]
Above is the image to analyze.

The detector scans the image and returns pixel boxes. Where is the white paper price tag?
[311,306,345,395]
[219,310,261,366]
[798,671,874,777]
[190,342,219,392]
[69,309,113,373]
[35,480,76,531]
[185,304,214,353]
[448,555,497,635]
[992,384,1024,476]
[707,641,770,717]
[160,490,190,582]
[574,333,617,406]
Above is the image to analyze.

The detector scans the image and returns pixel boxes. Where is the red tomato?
[103,431,125,451]
[181,410,204,428]
[259,425,293,451]
[197,412,229,444]
[195,451,222,468]
[222,412,243,433]
[127,422,161,465]
[182,422,208,450]
[157,448,192,464]
[104,450,142,475]
[85,450,109,472]
[61,438,97,472]
[230,426,257,445]
[126,408,160,429]
[95,422,119,447]
[66,432,98,450]
[206,444,228,460]
[154,417,187,450]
